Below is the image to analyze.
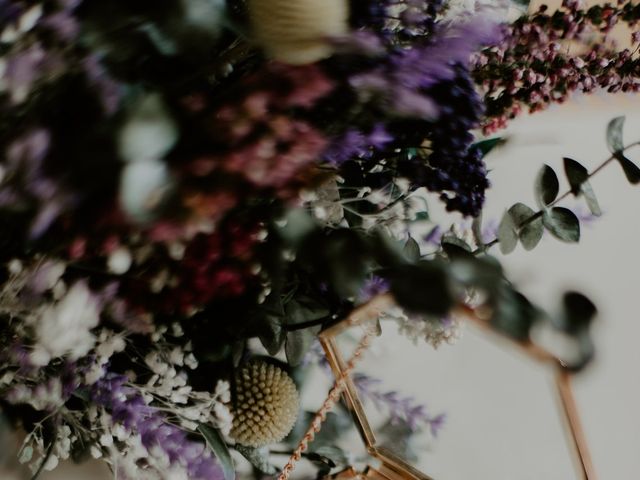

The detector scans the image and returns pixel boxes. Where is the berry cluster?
[475,0,640,133]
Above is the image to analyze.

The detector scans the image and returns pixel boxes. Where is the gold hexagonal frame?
[317,294,597,480]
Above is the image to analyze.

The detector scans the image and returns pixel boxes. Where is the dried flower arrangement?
[0,0,638,479]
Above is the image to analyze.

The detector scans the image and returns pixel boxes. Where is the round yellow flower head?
[230,361,300,447]
[247,0,349,65]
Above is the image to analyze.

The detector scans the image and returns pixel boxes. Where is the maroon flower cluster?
[167,223,260,313]
[176,63,334,210]
[475,0,640,133]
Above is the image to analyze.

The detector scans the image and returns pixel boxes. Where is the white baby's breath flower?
[31,281,100,366]
[380,306,462,349]
[107,247,132,274]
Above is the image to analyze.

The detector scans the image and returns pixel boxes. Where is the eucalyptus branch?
[477,141,640,253]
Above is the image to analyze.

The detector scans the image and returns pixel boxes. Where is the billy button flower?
[230,361,299,448]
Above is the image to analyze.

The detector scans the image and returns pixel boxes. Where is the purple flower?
[83,55,123,114]
[4,44,47,103]
[323,124,393,165]
[392,17,503,90]
[352,372,446,436]
[359,275,390,302]
[91,374,224,480]
[0,0,22,24]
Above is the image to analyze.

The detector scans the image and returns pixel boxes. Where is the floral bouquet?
[0,0,638,479]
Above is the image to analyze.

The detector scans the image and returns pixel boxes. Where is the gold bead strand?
[278,331,373,480]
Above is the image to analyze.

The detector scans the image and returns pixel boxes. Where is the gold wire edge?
[281,294,597,480]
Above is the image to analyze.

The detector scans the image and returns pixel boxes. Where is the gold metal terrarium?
[313,294,597,480]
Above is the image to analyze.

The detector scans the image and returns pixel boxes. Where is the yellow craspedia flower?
[230,361,300,447]
[247,0,349,65]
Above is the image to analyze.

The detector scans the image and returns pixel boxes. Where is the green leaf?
[542,207,580,243]
[606,116,625,153]
[579,181,602,216]
[413,211,430,222]
[490,288,539,341]
[561,291,597,334]
[508,203,543,251]
[234,445,278,475]
[285,297,329,326]
[258,316,286,356]
[232,341,245,367]
[497,210,518,254]
[403,237,421,262]
[311,446,349,466]
[286,411,350,448]
[285,327,321,366]
[389,263,454,316]
[615,154,640,184]
[276,208,317,246]
[535,164,560,207]
[199,424,235,480]
[473,137,506,157]
[440,233,472,252]
[606,115,640,184]
[471,215,484,248]
[307,445,349,476]
[563,158,601,215]
[563,157,589,194]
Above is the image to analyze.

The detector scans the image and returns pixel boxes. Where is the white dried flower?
[107,247,133,274]
[380,306,463,349]
[31,281,100,366]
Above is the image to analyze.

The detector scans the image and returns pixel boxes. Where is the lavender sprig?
[352,372,445,437]
[91,373,224,480]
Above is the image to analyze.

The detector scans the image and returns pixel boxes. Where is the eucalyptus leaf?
[258,315,286,356]
[277,208,317,246]
[285,326,321,366]
[563,157,589,194]
[440,233,472,252]
[497,210,518,254]
[615,154,640,184]
[198,424,235,480]
[562,158,601,215]
[473,137,506,157]
[560,291,597,335]
[542,207,580,243]
[232,341,245,367]
[403,236,421,262]
[471,215,484,248]
[535,164,560,207]
[508,203,543,251]
[234,445,278,475]
[606,116,625,153]
[413,211,430,222]
[138,22,179,55]
[389,263,454,316]
[490,288,539,341]
[570,329,595,372]
[307,445,349,476]
[580,181,602,216]
[285,297,329,326]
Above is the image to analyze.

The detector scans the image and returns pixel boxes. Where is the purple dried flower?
[91,374,224,480]
[359,276,390,302]
[323,124,393,165]
[352,372,446,436]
